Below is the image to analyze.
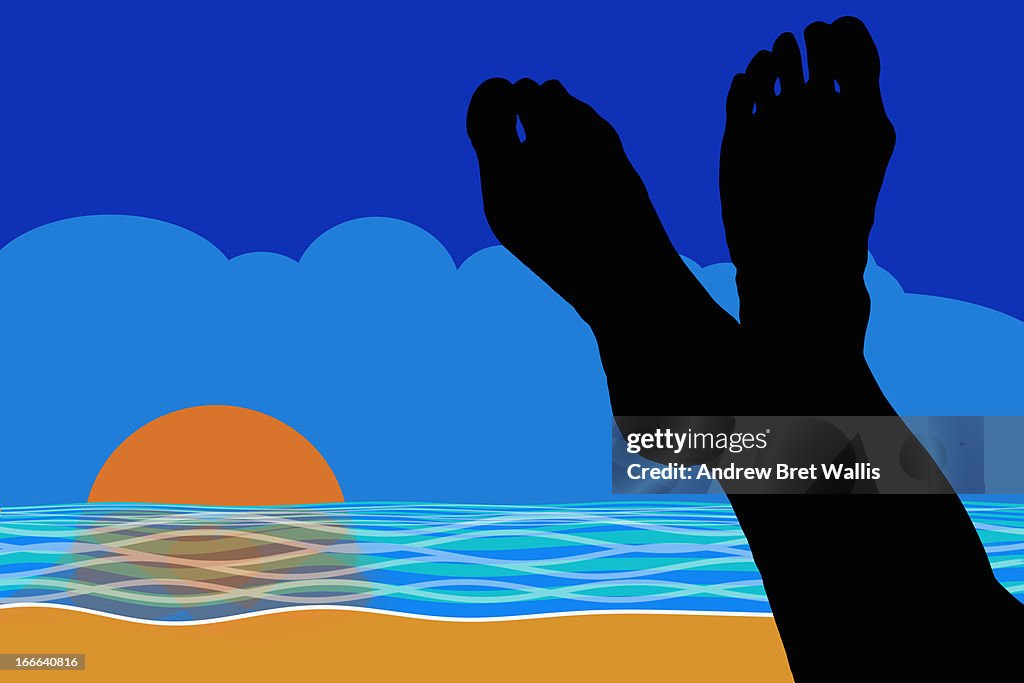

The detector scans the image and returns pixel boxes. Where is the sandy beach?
[0,607,792,681]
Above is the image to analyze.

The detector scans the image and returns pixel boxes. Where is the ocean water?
[0,500,1021,622]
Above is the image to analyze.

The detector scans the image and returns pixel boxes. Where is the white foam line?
[0,602,772,626]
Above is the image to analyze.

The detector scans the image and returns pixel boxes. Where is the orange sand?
[0,608,792,682]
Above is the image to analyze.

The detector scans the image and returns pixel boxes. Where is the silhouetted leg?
[720,17,1020,679]
[467,41,1019,679]
[468,78,739,416]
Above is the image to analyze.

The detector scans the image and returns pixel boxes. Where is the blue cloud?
[1,215,1022,506]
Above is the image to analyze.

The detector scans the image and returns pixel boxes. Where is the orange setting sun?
[88,405,344,506]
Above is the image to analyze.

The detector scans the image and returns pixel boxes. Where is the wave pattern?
[0,500,1021,621]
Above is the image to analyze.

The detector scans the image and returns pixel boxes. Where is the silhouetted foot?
[468,78,738,415]
[720,17,895,370]
[719,19,1021,680]
[468,78,701,324]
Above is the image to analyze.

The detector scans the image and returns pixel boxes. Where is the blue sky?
[0,2,1020,317]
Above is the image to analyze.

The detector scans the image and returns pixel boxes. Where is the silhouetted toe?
[830,16,883,104]
[744,49,777,113]
[804,21,837,93]
[467,78,518,167]
[771,32,804,94]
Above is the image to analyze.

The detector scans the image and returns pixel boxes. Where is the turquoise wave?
[0,500,1020,621]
